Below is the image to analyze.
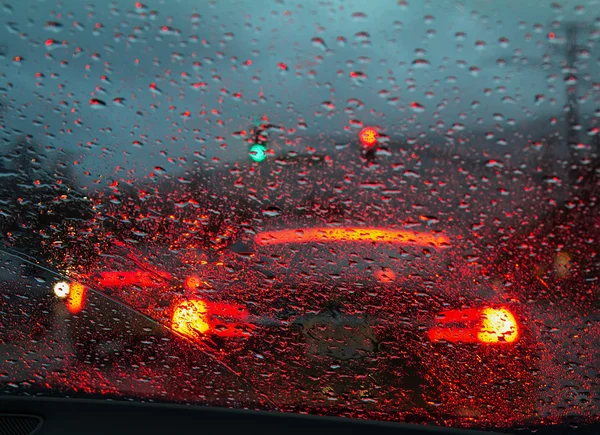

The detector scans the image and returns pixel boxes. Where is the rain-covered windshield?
[1,0,599,432]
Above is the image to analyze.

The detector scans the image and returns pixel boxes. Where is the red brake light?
[477,307,519,343]
[255,227,449,247]
[428,307,519,344]
[172,299,211,338]
[171,299,253,340]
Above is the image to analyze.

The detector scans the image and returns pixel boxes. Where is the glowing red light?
[172,300,210,338]
[96,270,171,288]
[548,32,556,39]
[359,127,379,147]
[171,299,253,340]
[478,308,519,343]
[256,227,450,247]
[428,307,519,344]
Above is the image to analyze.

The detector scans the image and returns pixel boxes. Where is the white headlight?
[53,281,70,298]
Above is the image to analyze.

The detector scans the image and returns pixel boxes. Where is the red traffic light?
[359,127,378,147]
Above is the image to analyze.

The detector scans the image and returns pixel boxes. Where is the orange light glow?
[184,275,202,290]
[359,127,379,147]
[171,299,254,341]
[67,283,86,314]
[375,268,396,283]
[477,308,518,343]
[553,252,572,279]
[428,307,518,344]
[172,299,211,339]
[256,227,449,247]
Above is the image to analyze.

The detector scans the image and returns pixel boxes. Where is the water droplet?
[351,11,367,21]
[412,59,430,68]
[311,37,327,51]
[485,159,504,168]
[475,40,487,50]
[410,101,425,113]
[535,94,545,105]
[149,82,162,94]
[262,206,281,217]
[349,71,367,85]
[44,21,63,33]
[89,98,106,108]
[419,215,439,225]
[321,101,335,111]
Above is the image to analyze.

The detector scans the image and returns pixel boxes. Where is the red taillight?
[171,299,253,340]
[172,299,211,338]
[477,307,519,343]
[428,307,519,344]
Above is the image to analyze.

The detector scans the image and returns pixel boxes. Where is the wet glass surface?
[0,0,599,431]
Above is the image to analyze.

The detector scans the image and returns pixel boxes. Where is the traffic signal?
[359,126,378,148]
[249,143,267,162]
[358,126,379,163]
[248,118,270,162]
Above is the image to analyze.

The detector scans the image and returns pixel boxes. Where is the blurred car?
[51,163,541,425]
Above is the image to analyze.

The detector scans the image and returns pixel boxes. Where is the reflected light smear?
[67,283,86,314]
[256,227,450,247]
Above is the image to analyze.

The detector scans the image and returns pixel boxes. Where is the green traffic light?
[249,144,267,162]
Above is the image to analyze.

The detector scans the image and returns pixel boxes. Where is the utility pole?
[559,22,599,199]
[564,23,580,161]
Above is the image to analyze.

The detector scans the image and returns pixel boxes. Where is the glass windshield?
[1,0,599,432]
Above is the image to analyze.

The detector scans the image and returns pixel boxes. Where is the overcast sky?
[1,0,598,182]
